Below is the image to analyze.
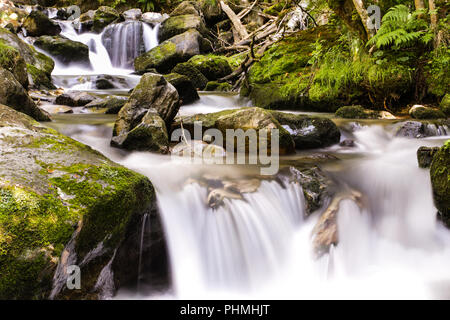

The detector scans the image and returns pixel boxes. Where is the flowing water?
[35,13,450,299]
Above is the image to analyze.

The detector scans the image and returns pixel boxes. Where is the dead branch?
[219,0,249,42]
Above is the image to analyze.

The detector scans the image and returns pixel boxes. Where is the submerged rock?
[158,14,207,42]
[134,29,212,74]
[163,72,199,105]
[394,120,449,138]
[186,55,232,81]
[34,36,90,67]
[55,92,96,107]
[23,10,61,36]
[430,140,450,227]
[112,73,179,152]
[417,146,440,168]
[0,104,169,299]
[0,68,50,121]
[172,107,295,155]
[271,111,340,149]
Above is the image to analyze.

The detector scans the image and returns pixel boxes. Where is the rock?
[440,94,450,117]
[172,62,208,89]
[158,14,207,42]
[417,146,439,168]
[55,92,96,107]
[0,39,28,88]
[34,35,90,67]
[430,140,450,227]
[271,111,341,149]
[93,6,120,33]
[186,54,232,81]
[39,104,73,114]
[74,10,95,32]
[141,12,169,26]
[0,27,54,89]
[199,0,225,24]
[134,29,211,74]
[172,107,295,155]
[163,72,199,105]
[335,105,369,119]
[204,81,232,92]
[0,68,50,121]
[95,77,115,89]
[122,8,142,20]
[394,120,450,138]
[170,1,202,17]
[112,73,179,152]
[22,10,61,36]
[0,104,169,299]
[339,139,355,147]
[395,121,425,138]
[409,105,445,119]
[112,109,169,153]
[83,95,127,114]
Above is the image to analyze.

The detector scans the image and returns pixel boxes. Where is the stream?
[38,15,450,299]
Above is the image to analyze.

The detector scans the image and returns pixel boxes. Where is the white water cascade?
[50,114,450,300]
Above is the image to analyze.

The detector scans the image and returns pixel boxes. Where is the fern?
[367,5,432,50]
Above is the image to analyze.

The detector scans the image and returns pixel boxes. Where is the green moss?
[440,94,450,117]
[187,54,232,80]
[134,41,178,73]
[26,64,55,90]
[424,47,450,97]
[204,81,232,92]
[335,105,369,119]
[430,140,450,227]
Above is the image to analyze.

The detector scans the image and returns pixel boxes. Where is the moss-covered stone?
[134,29,210,74]
[158,14,206,42]
[417,146,440,168]
[22,10,61,37]
[335,105,369,119]
[0,104,156,299]
[204,81,232,92]
[172,107,295,155]
[440,94,450,117]
[410,106,446,120]
[172,62,208,89]
[164,72,199,105]
[430,140,450,227]
[34,36,90,67]
[0,40,28,88]
[93,6,120,33]
[187,54,232,81]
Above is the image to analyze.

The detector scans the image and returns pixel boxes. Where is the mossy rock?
[186,54,232,81]
[430,140,450,227]
[417,146,440,168]
[164,72,199,105]
[0,28,54,89]
[172,107,295,155]
[84,95,127,114]
[440,94,450,117]
[22,10,61,37]
[34,36,90,67]
[172,62,208,89]
[204,81,232,92]
[170,1,201,16]
[134,29,211,74]
[158,14,206,42]
[93,6,120,33]
[0,40,28,88]
[335,105,369,119]
[410,106,446,120]
[0,104,157,299]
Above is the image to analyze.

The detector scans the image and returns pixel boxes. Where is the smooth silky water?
[45,108,450,300]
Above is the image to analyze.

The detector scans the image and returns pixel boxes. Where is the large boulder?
[430,140,450,227]
[0,27,54,89]
[186,54,232,81]
[93,6,120,33]
[417,146,440,168]
[170,1,202,17]
[55,91,96,106]
[0,68,50,121]
[34,36,90,67]
[271,111,341,149]
[134,29,211,74]
[83,95,127,114]
[122,8,142,20]
[0,39,28,88]
[112,73,180,152]
[172,107,296,155]
[163,72,199,105]
[394,120,450,138]
[22,10,61,36]
[335,105,369,119]
[409,105,446,120]
[172,62,208,90]
[0,104,170,299]
[73,10,95,32]
[158,14,207,42]
[204,81,232,92]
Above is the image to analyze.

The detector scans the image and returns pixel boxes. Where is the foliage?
[367,5,433,49]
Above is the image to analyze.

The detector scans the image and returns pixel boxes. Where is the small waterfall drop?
[137,213,150,292]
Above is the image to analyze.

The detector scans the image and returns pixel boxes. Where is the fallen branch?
[219,0,249,42]
[237,0,258,20]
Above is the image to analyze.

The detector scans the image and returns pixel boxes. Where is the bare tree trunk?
[414,0,426,11]
[219,0,249,43]
[429,0,437,29]
[351,0,373,38]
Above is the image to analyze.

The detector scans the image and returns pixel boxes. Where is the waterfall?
[137,213,149,292]
[101,21,159,69]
